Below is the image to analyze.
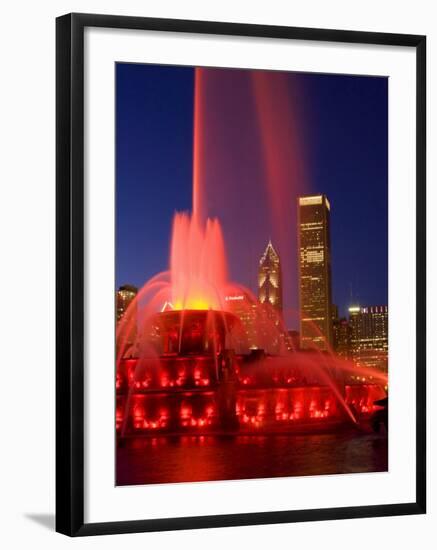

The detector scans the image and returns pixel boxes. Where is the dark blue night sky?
[116,63,388,327]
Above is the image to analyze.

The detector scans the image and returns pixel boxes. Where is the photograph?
[115,63,389,486]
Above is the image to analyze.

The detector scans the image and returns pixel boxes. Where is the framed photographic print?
[56,13,426,536]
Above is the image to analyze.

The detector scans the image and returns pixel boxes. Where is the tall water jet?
[192,67,205,224]
[169,212,228,311]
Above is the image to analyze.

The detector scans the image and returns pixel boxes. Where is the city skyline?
[116,204,389,357]
[116,195,388,333]
[116,63,388,324]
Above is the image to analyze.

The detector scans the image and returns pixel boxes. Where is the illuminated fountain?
[116,68,388,438]
[116,206,387,437]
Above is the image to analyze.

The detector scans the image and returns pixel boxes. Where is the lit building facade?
[258,241,283,353]
[333,318,351,358]
[116,284,138,321]
[116,284,138,358]
[258,240,283,313]
[348,305,388,371]
[332,304,351,358]
[224,293,258,351]
[298,194,333,350]
[285,330,300,352]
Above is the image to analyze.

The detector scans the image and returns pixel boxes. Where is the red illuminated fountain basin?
[116,309,386,436]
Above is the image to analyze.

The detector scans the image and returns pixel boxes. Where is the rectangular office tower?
[348,305,388,371]
[298,195,333,350]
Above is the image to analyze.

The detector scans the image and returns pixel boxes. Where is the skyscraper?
[332,304,351,358]
[348,305,388,371]
[116,284,138,322]
[298,194,333,350]
[258,241,283,353]
[333,318,351,358]
[258,240,283,313]
[224,293,258,351]
[116,284,138,358]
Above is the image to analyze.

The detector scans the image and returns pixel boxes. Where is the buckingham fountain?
[115,69,387,441]
[115,213,387,439]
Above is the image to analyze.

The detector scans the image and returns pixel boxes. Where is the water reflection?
[117,430,388,486]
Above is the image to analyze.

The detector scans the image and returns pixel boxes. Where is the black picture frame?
[56,12,426,537]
